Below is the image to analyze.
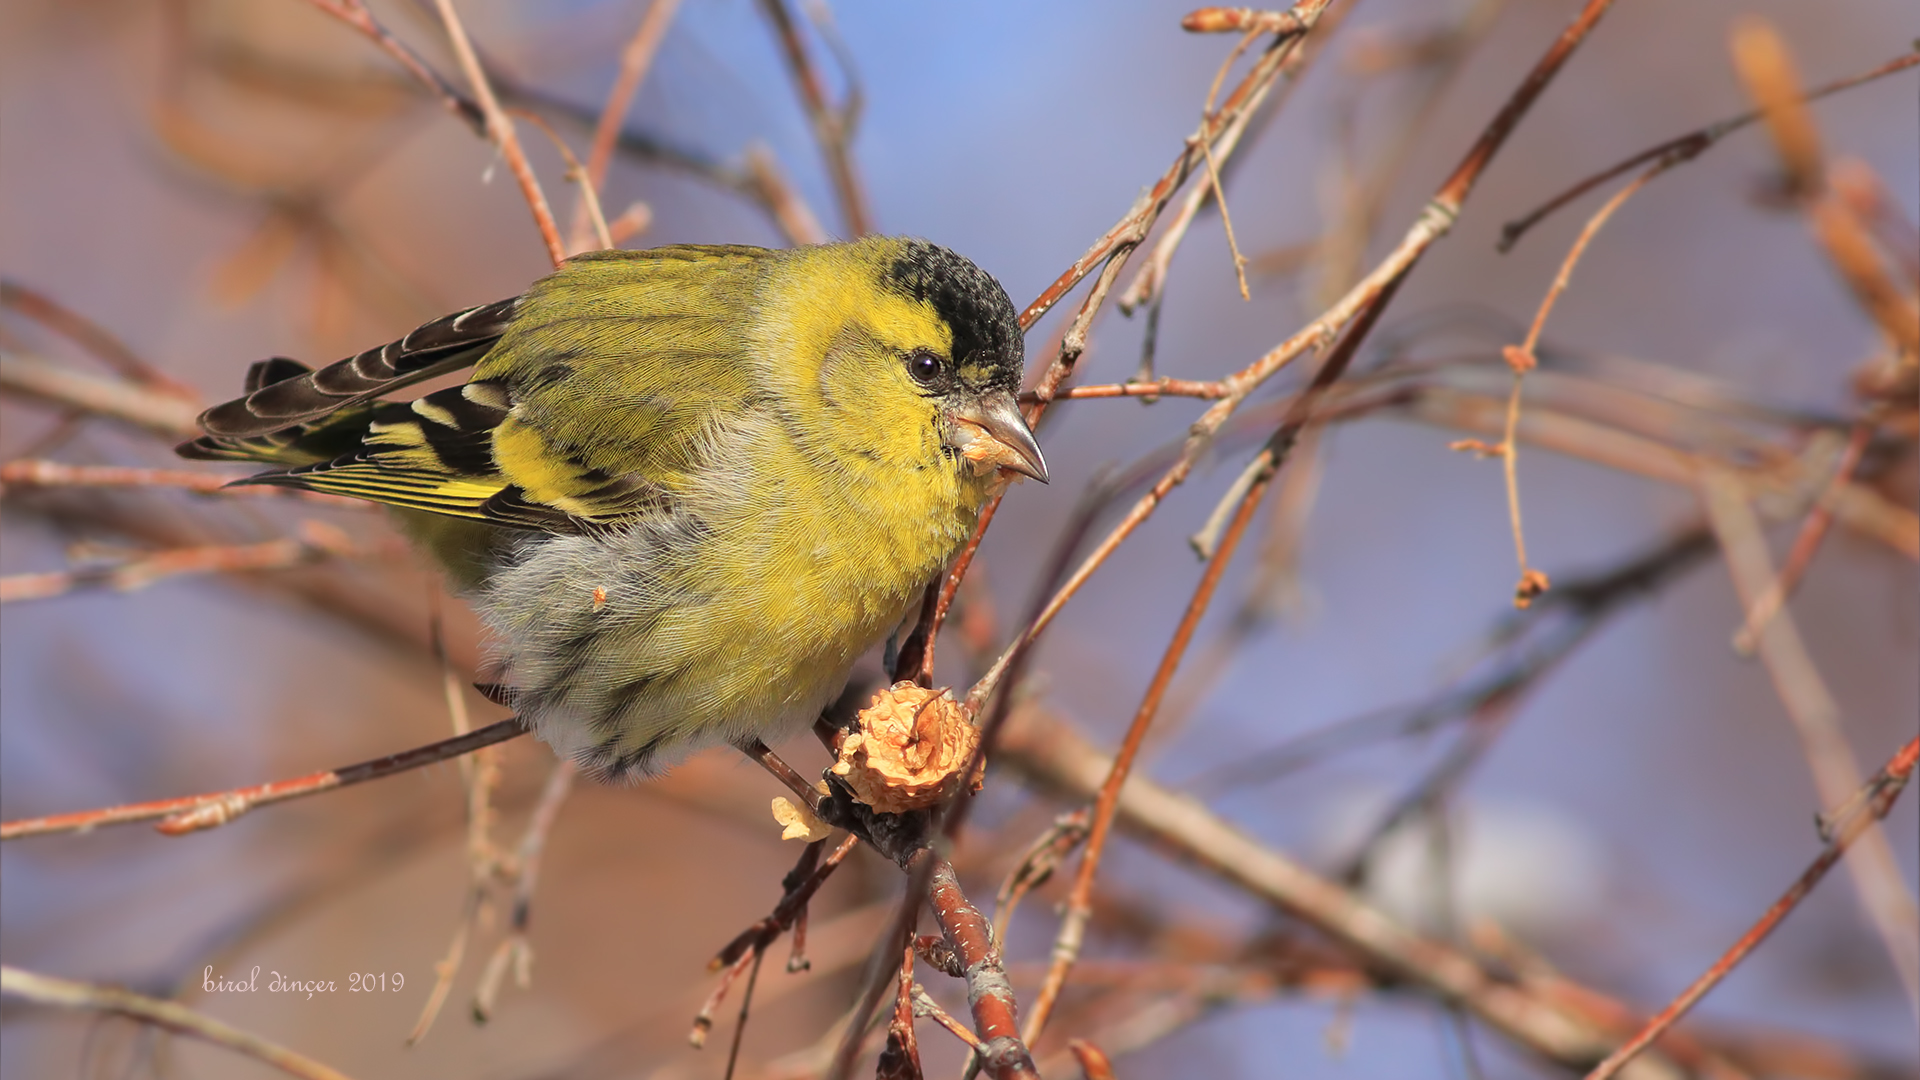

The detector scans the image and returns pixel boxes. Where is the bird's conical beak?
[948,390,1048,483]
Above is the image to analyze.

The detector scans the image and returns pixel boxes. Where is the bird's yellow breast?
[660,387,990,713]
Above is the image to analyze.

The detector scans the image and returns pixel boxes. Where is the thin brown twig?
[0,522,387,604]
[513,108,614,253]
[2,967,355,1080]
[1181,7,1310,34]
[824,854,924,1080]
[1700,469,1920,1012]
[0,720,525,840]
[745,142,831,246]
[601,201,653,246]
[0,281,195,397]
[429,0,567,267]
[1017,5,1324,336]
[910,984,983,1051]
[1477,164,1668,608]
[1732,22,1919,355]
[471,920,530,1024]
[1198,28,1266,301]
[1117,6,1329,316]
[691,949,757,1049]
[1731,419,1874,654]
[991,809,1089,946]
[1499,48,1920,251]
[965,0,1623,715]
[0,460,355,504]
[569,0,682,252]
[472,758,577,1023]
[917,2,1329,686]
[993,704,1683,1079]
[1027,379,1226,401]
[722,948,768,1080]
[1,351,201,438]
[298,0,486,133]
[756,0,869,237]
[489,75,817,244]
[511,760,577,914]
[1022,253,1399,1046]
[1583,737,1920,1080]
[740,737,829,815]
[408,886,482,1044]
[410,611,507,1043]
[710,835,858,974]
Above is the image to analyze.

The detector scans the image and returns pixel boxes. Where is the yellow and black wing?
[178,246,775,535]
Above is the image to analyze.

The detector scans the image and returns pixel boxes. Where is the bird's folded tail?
[176,358,372,467]
[177,296,519,462]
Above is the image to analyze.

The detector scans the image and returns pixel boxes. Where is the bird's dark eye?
[906,350,948,388]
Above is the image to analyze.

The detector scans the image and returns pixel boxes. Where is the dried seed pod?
[771,796,832,842]
[832,682,983,814]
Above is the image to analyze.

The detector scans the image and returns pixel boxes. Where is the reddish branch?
[963,0,1625,722]
[914,0,1333,686]
[0,280,195,397]
[298,0,486,133]
[429,0,567,266]
[1500,49,1920,251]
[1023,263,1403,1043]
[0,523,388,604]
[0,720,524,840]
[876,944,924,1079]
[1584,737,1920,1080]
[0,460,350,502]
[800,785,1038,1080]
[995,704,1678,1076]
[922,854,1035,1078]
[756,0,869,237]
[570,0,682,252]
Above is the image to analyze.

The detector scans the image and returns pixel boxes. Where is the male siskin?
[181,237,1045,779]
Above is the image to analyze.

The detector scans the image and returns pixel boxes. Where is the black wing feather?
[196,297,519,439]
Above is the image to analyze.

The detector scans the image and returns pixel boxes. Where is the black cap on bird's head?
[883,240,1025,395]
[882,239,1046,483]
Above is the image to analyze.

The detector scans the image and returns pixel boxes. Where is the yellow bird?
[180,238,1045,779]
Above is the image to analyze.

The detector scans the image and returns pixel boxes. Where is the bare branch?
[2,966,354,1080]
